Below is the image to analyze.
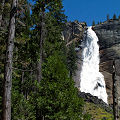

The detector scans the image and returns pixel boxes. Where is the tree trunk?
[37,9,45,83]
[21,71,24,95]
[113,60,120,120]
[0,0,5,27]
[37,61,42,83]
[36,5,46,120]
[2,0,17,119]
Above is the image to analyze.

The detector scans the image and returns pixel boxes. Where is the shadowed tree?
[2,0,17,119]
[107,14,109,21]
[113,14,117,20]
[118,15,120,19]
[67,42,77,77]
[92,20,95,26]
[32,0,66,82]
[32,53,85,119]
[32,0,46,83]
[0,0,5,27]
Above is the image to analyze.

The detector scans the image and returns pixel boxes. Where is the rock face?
[63,20,86,46]
[63,21,86,89]
[94,19,120,105]
[79,92,113,113]
[93,20,120,50]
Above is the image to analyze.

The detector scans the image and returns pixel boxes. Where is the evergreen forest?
[0,0,89,120]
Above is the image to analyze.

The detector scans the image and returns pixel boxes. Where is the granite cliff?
[63,20,86,46]
[94,19,120,105]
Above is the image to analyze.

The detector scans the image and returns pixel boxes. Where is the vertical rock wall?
[94,19,120,105]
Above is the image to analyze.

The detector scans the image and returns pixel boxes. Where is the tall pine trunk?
[36,3,46,120]
[0,0,5,27]
[37,8,45,83]
[2,0,17,119]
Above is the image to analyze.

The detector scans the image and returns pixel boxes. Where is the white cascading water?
[80,27,108,103]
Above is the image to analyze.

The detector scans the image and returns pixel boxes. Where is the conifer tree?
[2,0,17,119]
[119,15,120,19]
[67,42,77,77]
[32,53,84,119]
[0,1,12,118]
[92,20,95,26]
[10,2,36,119]
[107,14,109,21]
[0,0,5,27]
[31,1,85,119]
[0,0,87,119]
[32,0,66,82]
[113,14,117,20]
[32,0,46,83]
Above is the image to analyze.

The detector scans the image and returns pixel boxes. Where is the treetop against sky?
[29,0,120,25]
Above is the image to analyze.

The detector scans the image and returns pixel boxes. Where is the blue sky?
[63,0,120,26]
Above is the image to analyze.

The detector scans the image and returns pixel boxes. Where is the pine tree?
[32,0,67,82]
[32,0,46,83]
[107,14,109,21]
[32,53,84,119]
[0,0,87,119]
[13,1,32,97]
[10,2,38,119]
[92,20,95,26]
[67,42,77,77]
[0,1,12,118]
[30,1,85,119]
[0,0,5,27]
[113,14,117,20]
[2,0,17,119]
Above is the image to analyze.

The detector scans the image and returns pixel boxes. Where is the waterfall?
[80,27,108,103]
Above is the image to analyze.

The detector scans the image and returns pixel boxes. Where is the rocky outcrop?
[94,19,120,105]
[63,20,86,46]
[93,19,120,50]
[79,92,113,113]
[63,21,86,88]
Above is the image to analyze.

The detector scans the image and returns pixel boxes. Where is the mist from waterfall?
[80,27,108,103]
